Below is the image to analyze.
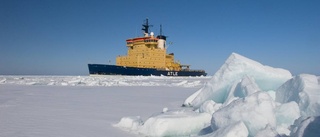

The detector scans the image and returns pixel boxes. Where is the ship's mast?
[157,24,167,40]
[142,18,153,36]
[160,24,163,35]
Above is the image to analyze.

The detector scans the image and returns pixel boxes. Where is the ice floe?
[115,52,319,137]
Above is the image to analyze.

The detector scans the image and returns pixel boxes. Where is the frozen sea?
[1,53,319,137]
[0,75,210,137]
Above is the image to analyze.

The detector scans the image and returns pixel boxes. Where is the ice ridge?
[183,52,292,108]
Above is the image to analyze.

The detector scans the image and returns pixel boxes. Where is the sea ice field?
[1,53,320,137]
[0,75,209,137]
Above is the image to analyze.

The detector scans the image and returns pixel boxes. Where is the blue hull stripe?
[88,64,207,76]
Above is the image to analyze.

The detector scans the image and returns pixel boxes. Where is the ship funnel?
[157,24,167,50]
[158,39,166,50]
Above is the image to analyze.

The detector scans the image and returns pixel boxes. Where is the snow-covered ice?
[0,75,209,87]
[0,83,203,137]
[1,52,319,137]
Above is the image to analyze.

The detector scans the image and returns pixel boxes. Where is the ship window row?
[123,62,160,64]
[144,39,158,42]
[136,66,157,68]
[120,56,162,59]
[131,54,162,56]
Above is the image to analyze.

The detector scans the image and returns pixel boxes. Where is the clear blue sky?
[1,0,319,75]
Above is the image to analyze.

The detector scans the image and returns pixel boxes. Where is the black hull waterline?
[88,64,207,76]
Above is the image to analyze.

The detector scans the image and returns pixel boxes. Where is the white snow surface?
[0,78,206,137]
[0,75,209,87]
[1,52,320,137]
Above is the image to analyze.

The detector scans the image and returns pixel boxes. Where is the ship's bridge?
[126,37,158,47]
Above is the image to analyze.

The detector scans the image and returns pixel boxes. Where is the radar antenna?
[142,18,153,34]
